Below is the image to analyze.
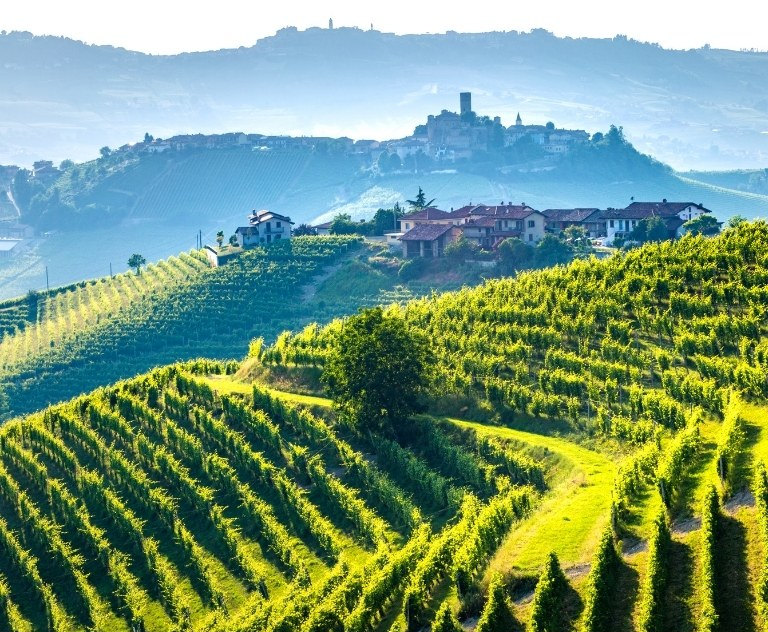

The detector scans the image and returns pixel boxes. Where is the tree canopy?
[321,307,432,433]
[406,187,435,211]
[127,253,146,275]
[684,214,720,236]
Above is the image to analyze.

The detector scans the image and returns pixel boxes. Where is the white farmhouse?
[235,210,294,247]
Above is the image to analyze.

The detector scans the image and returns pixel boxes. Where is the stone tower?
[516,112,523,126]
[460,92,472,116]
[329,18,334,29]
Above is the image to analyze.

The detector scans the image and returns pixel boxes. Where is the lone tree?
[216,231,225,248]
[322,307,431,433]
[127,253,146,275]
[406,187,435,211]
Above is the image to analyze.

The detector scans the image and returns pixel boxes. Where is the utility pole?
[45,266,49,291]
[109,262,113,278]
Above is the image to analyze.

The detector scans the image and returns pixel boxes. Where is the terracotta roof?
[313,221,333,229]
[399,224,454,241]
[543,208,602,222]
[401,207,450,221]
[603,208,664,220]
[447,204,536,219]
[465,216,498,228]
[624,201,710,216]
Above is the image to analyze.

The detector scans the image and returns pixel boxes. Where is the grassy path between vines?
[448,419,615,580]
[205,377,617,579]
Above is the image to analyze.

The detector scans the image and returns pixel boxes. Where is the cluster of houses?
[386,200,712,258]
[202,199,713,266]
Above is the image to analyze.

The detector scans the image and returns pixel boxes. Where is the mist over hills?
[2,26,768,170]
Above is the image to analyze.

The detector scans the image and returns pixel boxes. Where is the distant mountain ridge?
[1,27,768,170]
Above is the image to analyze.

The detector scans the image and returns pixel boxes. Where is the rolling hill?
[2,129,766,303]
[0,222,767,630]
[1,28,768,170]
[0,236,487,419]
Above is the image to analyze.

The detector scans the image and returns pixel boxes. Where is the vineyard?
[0,363,544,632]
[248,220,768,630]
[0,236,361,417]
[2,222,768,630]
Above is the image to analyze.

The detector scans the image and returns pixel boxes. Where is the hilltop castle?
[384,92,589,163]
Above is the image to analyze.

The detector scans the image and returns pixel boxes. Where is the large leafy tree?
[684,214,720,236]
[321,307,431,433]
[535,234,574,267]
[127,253,146,275]
[498,237,534,274]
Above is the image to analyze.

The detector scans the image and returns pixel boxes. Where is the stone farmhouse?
[395,200,714,257]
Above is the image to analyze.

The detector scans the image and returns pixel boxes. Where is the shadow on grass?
[715,513,756,632]
[663,539,695,632]
[609,557,641,631]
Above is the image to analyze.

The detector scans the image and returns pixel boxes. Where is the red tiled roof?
[447,204,536,220]
[543,208,602,222]
[465,216,498,228]
[401,207,450,221]
[399,224,454,241]
[624,201,710,216]
[603,208,663,220]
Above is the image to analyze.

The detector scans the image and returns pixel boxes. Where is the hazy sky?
[1,0,765,54]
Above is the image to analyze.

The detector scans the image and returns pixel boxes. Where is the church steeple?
[516,112,522,126]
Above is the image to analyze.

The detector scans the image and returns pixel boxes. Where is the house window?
[609,220,614,228]
[276,221,281,228]
[528,234,533,242]
[528,220,535,228]
[516,221,523,230]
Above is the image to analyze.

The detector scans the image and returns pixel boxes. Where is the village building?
[0,239,22,259]
[400,223,459,258]
[398,207,454,232]
[542,208,605,238]
[0,223,34,239]
[454,205,546,247]
[602,201,711,244]
[312,221,333,236]
[204,245,241,267]
[235,210,294,247]
[398,203,546,256]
